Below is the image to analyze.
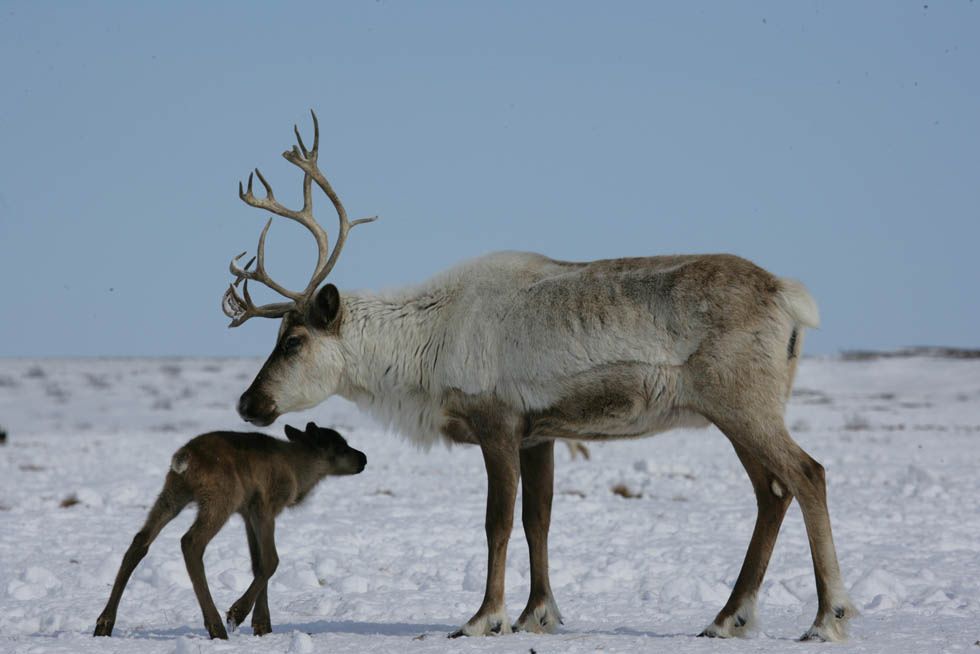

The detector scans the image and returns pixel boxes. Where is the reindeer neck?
[337,288,451,405]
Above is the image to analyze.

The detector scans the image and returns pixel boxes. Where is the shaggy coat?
[237,251,853,641]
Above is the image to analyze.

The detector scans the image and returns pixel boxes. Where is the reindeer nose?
[238,392,277,426]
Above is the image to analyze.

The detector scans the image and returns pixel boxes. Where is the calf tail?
[170,449,190,474]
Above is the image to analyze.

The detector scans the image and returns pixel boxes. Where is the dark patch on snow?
[841,347,980,361]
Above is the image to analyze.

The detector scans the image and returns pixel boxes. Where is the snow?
[0,355,978,653]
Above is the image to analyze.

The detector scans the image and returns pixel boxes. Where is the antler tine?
[280,110,377,297]
[223,109,375,326]
[227,218,303,301]
[222,279,293,327]
[312,109,320,154]
[294,124,309,159]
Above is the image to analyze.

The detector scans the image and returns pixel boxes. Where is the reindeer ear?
[310,284,341,330]
[284,424,306,443]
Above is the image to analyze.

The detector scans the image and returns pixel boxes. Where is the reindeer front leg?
[514,440,562,633]
[450,435,520,637]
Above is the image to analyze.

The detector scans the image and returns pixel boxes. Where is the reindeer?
[93,422,366,639]
[221,111,855,642]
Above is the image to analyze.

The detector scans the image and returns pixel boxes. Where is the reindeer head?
[222,111,376,426]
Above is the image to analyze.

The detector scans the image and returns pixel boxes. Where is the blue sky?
[1,1,977,357]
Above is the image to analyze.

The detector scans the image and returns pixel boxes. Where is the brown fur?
[93,424,365,640]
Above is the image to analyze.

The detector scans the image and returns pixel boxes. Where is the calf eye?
[283,335,303,353]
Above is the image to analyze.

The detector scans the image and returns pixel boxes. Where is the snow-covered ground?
[0,355,978,653]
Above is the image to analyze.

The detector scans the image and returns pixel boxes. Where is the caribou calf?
[93,422,366,639]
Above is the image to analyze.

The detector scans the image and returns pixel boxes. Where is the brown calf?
[93,422,366,639]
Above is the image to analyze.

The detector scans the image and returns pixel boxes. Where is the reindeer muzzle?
[237,392,277,426]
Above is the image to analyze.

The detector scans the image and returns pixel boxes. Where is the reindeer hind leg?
[699,441,791,638]
[94,476,191,636]
[712,413,855,641]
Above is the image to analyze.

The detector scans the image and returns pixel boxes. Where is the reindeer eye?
[283,335,303,353]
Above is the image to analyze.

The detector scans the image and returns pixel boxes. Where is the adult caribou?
[222,112,854,641]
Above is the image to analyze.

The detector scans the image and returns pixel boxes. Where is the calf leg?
[450,437,521,637]
[226,509,278,635]
[249,512,277,635]
[700,441,791,638]
[94,482,189,637]
[181,505,233,639]
[514,440,562,634]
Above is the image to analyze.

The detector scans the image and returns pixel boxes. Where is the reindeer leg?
[716,414,855,641]
[514,440,562,633]
[181,505,233,639]
[94,482,189,637]
[450,436,520,637]
[700,441,791,638]
[227,508,278,636]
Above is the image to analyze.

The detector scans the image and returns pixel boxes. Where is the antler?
[221,110,377,327]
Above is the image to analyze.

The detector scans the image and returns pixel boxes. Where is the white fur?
[170,452,188,474]
[777,278,820,328]
[455,607,512,637]
[700,594,757,638]
[266,251,815,452]
[272,336,346,413]
[514,595,563,634]
[331,252,722,447]
[801,586,857,642]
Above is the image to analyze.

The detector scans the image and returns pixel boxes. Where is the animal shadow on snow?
[111,619,458,640]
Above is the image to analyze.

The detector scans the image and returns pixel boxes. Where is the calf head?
[284,421,367,476]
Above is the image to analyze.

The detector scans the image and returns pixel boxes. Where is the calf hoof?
[252,621,272,636]
[93,615,114,637]
[226,606,247,632]
[206,621,229,640]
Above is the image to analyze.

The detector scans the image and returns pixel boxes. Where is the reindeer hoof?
[514,595,563,634]
[252,622,272,636]
[800,599,856,642]
[699,604,754,639]
[448,610,512,637]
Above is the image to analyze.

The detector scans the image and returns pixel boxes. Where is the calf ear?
[284,424,305,443]
[310,284,341,330]
[305,421,317,434]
